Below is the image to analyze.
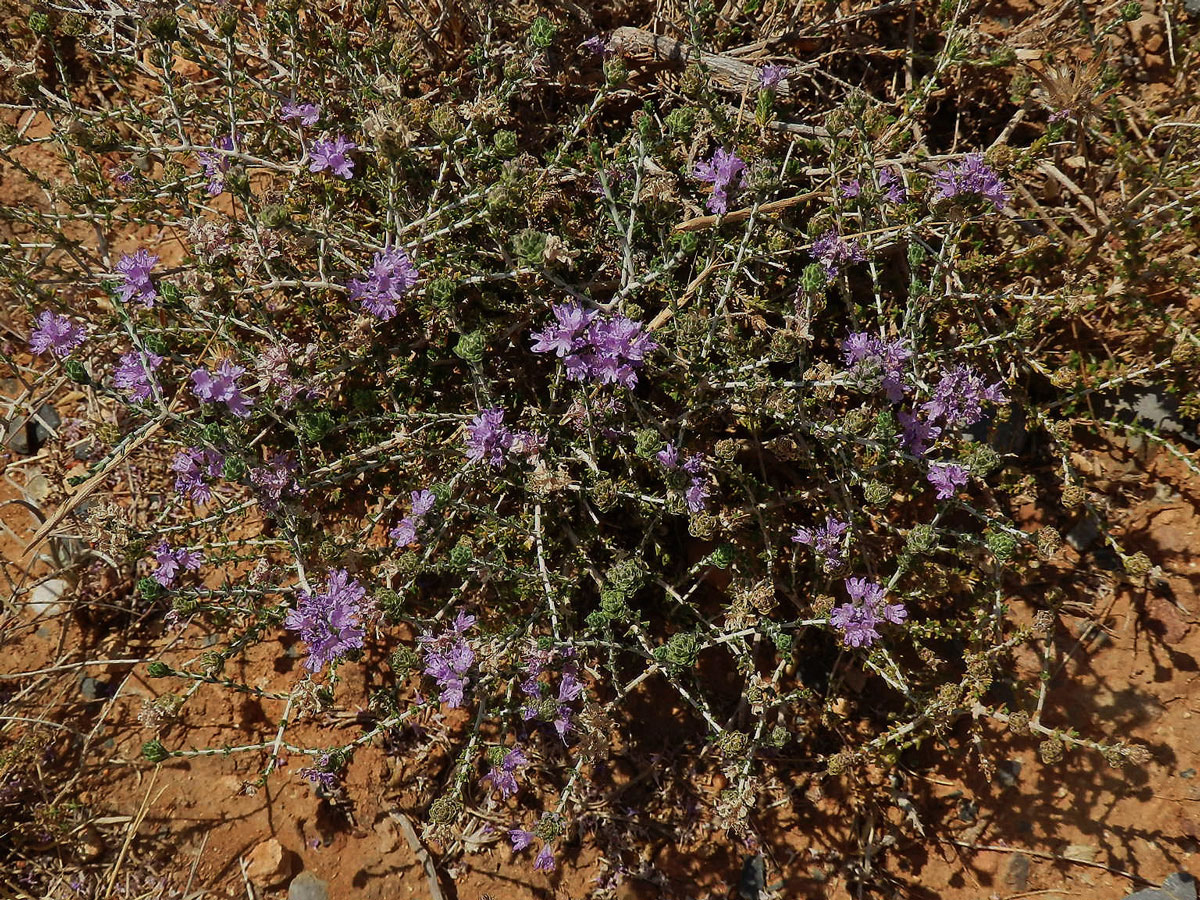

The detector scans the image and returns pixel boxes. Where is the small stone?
[245,838,296,887]
[79,676,107,701]
[1063,843,1096,863]
[78,824,106,861]
[738,853,765,900]
[1123,872,1198,900]
[28,579,68,616]
[1005,852,1030,892]
[289,871,330,900]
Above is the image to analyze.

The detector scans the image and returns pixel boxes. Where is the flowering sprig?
[280,101,320,126]
[309,135,356,179]
[284,569,368,672]
[390,488,436,547]
[842,332,912,402]
[196,135,234,196]
[927,462,969,500]
[694,148,747,215]
[418,611,476,707]
[933,153,1010,209]
[347,247,418,321]
[482,747,529,799]
[811,229,866,278]
[115,249,159,306]
[829,577,907,648]
[531,303,657,389]
[29,311,85,358]
[793,516,850,569]
[151,540,203,588]
[190,359,254,418]
[113,351,164,402]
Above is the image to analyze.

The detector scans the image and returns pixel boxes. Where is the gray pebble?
[289,872,330,900]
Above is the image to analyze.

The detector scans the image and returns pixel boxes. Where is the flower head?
[759,64,788,89]
[694,148,747,215]
[284,569,368,672]
[829,577,906,648]
[309,134,356,179]
[921,365,1006,430]
[171,447,224,504]
[841,332,911,402]
[927,462,969,500]
[465,407,517,468]
[151,539,203,588]
[196,135,234,196]
[113,351,163,401]
[30,311,85,358]
[280,101,321,126]
[811,229,866,278]
[190,358,254,418]
[532,304,656,389]
[115,249,159,306]
[250,452,301,509]
[419,613,476,707]
[933,153,1010,209]
[347,246,418,321]
[793,516,850,568]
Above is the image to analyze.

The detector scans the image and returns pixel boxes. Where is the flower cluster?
[419,611,476,707]
[29,311,85,358]
[829,577,907,648]
[811,229,866,278]
[658,445,710,513]
[280,101,320,126]
[792,516,850,569]
[113,351,164,401]
[115,249,159,306]
[347,247,418,321]
[151,539,204,588]
[933,153,1010,209]
[483,747,530,799]
[171,447,225,504]
[509,816,560,872]
[694,148,747,215]
[390,489,436,547]
[309,135,355,179]
[521,661,582,740]
[249,452,301,509]
[284,569,368,672]
[759,64,787,89]
[196,136,234,196]
[922,365,1006,430]
[531,303,657,389]
[842,332,912,402]
[465,407,538,468]
[927,462,969,499]
[191,359,254,418]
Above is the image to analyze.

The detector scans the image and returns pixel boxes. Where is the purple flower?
[113,351,163,402]
[534,845,556,872]
[151,539,203,588]
[841,332,912,402]
[418,613,476,707]
[484,748,530,800]
[29,311,85,358]
[390,517,417,547]
[347,246,418,321]
[280,101,320,126]
[532,305,656,389]
[877,166,907,203]
[694,148,747,215]
[921,365,1006,430]
[656,443,679,468]
[309,134,356,179]
[250,452,301,509]
[898,411,941,457]
[508,829,536,852]
[582,34,611,56]
[839,178,861,199]
[759,64,787,89]
[829,577,906,648]
[466,407,516,468]
[792,516,850,568]
[115,249,159,306]
[933,153,1010,209]
[927,462,969,500]
[190,359,254,418]
[810,229,866,278]
[284,569,368,672]
[196,135,234,196]
[170,447,224,504]
[410,489,436,517]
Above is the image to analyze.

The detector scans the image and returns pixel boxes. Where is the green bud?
[801,262,827,293]
[492,130,518,158]
[513,229,548,267]
[143,334,168,356]
[138,577,162,600]
[141,739,170,762]
[146,661,172,678]
[603,57,628,87]
[528,15,556,49]
[146,12,179,41]
[222,456,247,480]
[986,529,1019,562]
[28,11,52,35]
[665,107,695,136]
[63,358,90,384]
[862,481,891,507]
[453,329,486,364]
[259,204,289,228]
